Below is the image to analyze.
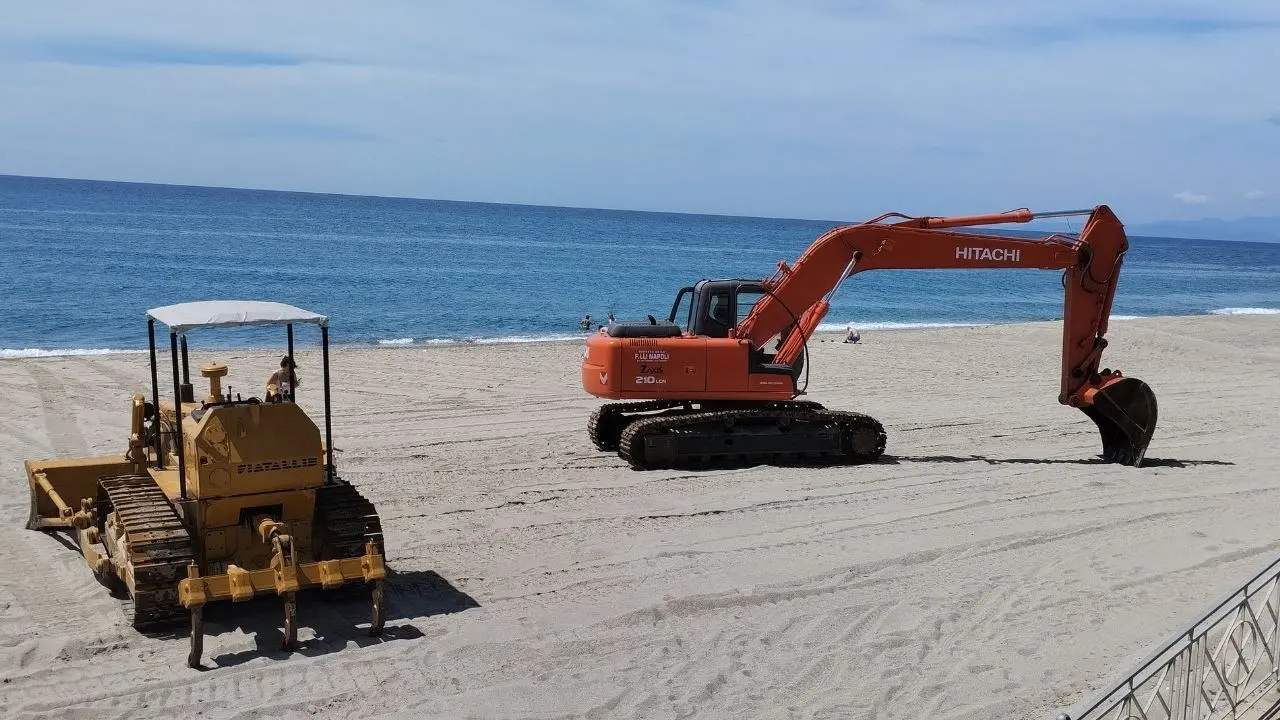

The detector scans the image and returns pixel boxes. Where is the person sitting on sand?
[844,324,861,344]
[266,356,300,402]
[580,314,592,331]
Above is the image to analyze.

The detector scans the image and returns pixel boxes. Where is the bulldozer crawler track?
[314,479,384,561]
[96,474,194,630]
[617,402,886,470]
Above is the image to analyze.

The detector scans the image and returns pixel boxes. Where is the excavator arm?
[736,204,1157,465]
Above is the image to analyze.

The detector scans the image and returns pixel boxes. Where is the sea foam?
[816,321,984,332]
[1210,307,1280,315]
[0,348,143,359]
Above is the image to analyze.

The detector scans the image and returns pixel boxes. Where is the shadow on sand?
[152,568,479,669]
[883,454,1234,468]
[621,453,1232,473]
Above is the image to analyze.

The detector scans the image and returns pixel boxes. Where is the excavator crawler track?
[616,401,885,470]
[315,479,384,560]
[589,400,686,450]
[97,474,195,630]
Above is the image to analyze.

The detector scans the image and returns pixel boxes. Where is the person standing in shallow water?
[580,314,592,331]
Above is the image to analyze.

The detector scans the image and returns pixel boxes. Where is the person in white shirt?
[266,356,300,401]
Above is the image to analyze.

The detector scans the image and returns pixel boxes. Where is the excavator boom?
[742,206,1128,404]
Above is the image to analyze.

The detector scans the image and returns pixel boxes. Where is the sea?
[2,174,1278,357]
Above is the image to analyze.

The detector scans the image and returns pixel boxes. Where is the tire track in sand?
[25,363,89,456]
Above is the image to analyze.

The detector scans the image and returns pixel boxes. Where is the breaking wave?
[815,320,984,332]
[0,348,144,359]
[7,308,1268,358]
[473,334,585,344]
[1210,307,1280,315]
[371,334,587,347]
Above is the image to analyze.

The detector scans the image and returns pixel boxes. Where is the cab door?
[700,281,765,393]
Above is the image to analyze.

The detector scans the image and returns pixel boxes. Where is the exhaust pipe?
[1080,375,1158,466]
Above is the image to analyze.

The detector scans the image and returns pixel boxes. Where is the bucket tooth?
[1081,376,1158,466]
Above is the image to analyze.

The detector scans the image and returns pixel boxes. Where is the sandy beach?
[1,314,1277,719]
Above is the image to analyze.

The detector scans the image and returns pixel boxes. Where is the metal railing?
[1059,555,1280,720]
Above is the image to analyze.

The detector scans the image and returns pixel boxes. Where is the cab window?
[704,291,732,337]
[671,289,693,332]
[736,289,763,325]
[707,292,731,325]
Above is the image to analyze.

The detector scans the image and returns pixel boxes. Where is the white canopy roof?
[147,301,328,333]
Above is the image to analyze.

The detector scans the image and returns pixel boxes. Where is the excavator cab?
[665,280,802,380]
[605,279,772,344]
[668,279,764,338]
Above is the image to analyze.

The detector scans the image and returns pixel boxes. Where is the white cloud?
[1245,190,1273,200]
[1,2,1280,220]
[1173,191,1210,205]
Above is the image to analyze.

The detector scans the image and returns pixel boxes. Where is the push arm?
[737,205,1131,407]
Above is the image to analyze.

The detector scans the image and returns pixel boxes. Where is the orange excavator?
[581,204,1158,470]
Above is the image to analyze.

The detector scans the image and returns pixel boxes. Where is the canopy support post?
[321,325,334,483]
[287,324,295,403]
[148,319,162,469]
[180,336,192,403]
[170,332,188,501]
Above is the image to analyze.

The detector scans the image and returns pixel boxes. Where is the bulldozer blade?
[1081,376,1157,467]
[25,457,134,531]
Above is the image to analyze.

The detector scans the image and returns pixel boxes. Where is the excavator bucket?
[1080,376,1158,466]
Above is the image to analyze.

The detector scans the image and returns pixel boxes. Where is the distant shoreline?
[4,311,1275,359]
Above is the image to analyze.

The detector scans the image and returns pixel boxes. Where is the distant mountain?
[1130,217,1280,243]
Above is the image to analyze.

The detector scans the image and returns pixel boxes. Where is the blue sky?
[1,1,1277,223]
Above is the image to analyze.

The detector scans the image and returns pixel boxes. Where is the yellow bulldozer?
[24,300,386,668]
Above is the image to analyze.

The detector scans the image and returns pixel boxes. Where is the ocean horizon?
[2,174,1278,357]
